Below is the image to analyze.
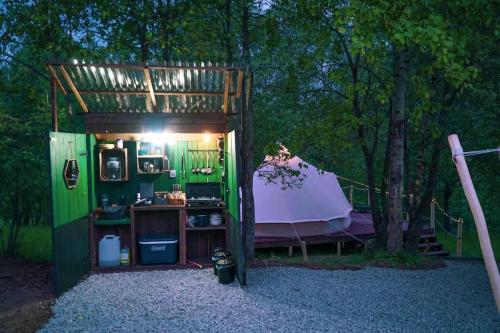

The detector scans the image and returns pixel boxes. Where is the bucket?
[216,258,235,284]
[211,250,226,275]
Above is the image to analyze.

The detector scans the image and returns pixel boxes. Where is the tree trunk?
[378,105,393,249]
[407,137,442,250]
[386,48,409,253]
[159,0,172,62]
[223,0,233,64]
[240,1,255,261]
[406,80,455,250]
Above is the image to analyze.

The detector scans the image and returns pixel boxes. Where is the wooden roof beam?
[223,70,231,113]
[143,66,158,112]
[46,64,67,95]
[60,65,89,113]
[67,90,235,96]
[236,70,243,98]
[47,62,244,72]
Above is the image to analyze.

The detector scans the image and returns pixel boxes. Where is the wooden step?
[419,234,436,242]
[418,242,443,249]
[421,250,449,257]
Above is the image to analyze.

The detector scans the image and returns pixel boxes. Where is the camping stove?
[185,183,223,207]
[186,196,223,207]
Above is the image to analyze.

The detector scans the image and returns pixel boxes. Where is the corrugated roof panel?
[48,61,243,113]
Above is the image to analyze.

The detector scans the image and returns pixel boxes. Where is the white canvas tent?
[253,153,353,239]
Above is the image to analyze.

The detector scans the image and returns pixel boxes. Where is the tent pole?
[448,134,500,313]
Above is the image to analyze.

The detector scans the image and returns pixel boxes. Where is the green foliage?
[0,225,52,262]
[437,228,500,259]
[0,0,498,258]
[256,246,441,269]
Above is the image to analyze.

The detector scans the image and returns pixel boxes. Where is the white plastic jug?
[99,235,121,267]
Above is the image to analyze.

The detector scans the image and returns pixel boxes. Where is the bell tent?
[253,153,353,240]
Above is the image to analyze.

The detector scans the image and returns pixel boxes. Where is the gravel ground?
[40,261,499,333]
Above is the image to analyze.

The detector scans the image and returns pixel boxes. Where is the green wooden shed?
[46,61,252,295]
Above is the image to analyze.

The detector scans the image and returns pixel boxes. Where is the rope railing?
[338,174,465,256]
[432,198,463,223]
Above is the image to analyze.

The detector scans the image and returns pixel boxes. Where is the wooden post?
[349,185,353,206]
[50,78,58,132]
[337,242,341,256]
[288,246,293,257]
[300,241,308,262]
[366,189,370,207]
[430,199,436,235]
[456,218,463,257]
[448,134,500,313]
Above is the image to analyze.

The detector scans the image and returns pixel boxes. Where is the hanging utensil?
[191,152,196,174]
[201,152,207,174]
[206,151,212,175]
[181,153,185,179]
[196,152,201,174]
[211,151,216,174]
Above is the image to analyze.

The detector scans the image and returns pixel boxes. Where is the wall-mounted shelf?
[137,141,170,174]
[186,225,226,231]
[98,147,129,182]
[94,218,130,226]
[138,155,163,159]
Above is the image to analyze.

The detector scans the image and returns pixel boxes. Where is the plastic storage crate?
[138,234,178,265]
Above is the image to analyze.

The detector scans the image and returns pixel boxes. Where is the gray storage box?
[138,234,178,265]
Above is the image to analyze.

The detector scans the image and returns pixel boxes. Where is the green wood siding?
[50,132,91,295]
[226,131,246,285]
[96,140,222,205]
[87,135,98,210]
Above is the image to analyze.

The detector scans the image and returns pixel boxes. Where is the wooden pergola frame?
[46,62,245,132]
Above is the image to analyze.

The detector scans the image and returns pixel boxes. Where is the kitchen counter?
[131,204,185,211]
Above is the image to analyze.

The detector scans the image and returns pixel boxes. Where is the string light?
[337,175,464,224]
[432,198,463,224]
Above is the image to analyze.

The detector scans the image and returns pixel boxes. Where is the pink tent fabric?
[253,155,353,239]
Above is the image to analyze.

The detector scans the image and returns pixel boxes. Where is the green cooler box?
[138,234,178,264]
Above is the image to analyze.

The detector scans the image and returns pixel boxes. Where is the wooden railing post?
[367,189,370,207]
[456,218,463,257]
[431,199,436,235]
[349,185,353,206]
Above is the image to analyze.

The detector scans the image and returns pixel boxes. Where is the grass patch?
[255,243,443,270]
[436,228,500,258]
[1,225,52,262]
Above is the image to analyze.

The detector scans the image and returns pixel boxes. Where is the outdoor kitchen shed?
[46,61,251,295]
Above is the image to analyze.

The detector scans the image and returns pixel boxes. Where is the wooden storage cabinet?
[90,205,228,270]
[186,206,228,264]
[90,217,132,270]
[130,205,186,266]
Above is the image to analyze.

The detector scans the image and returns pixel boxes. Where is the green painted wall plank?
[50,132,91,295]
[96,140,221,205]
[226,131,245,285]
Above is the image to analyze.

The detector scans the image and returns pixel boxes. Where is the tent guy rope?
[453,147,500,157]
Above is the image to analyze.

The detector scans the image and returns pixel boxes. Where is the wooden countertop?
[131,204,185,211]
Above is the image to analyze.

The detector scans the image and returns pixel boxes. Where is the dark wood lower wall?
[53,216,90,296]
